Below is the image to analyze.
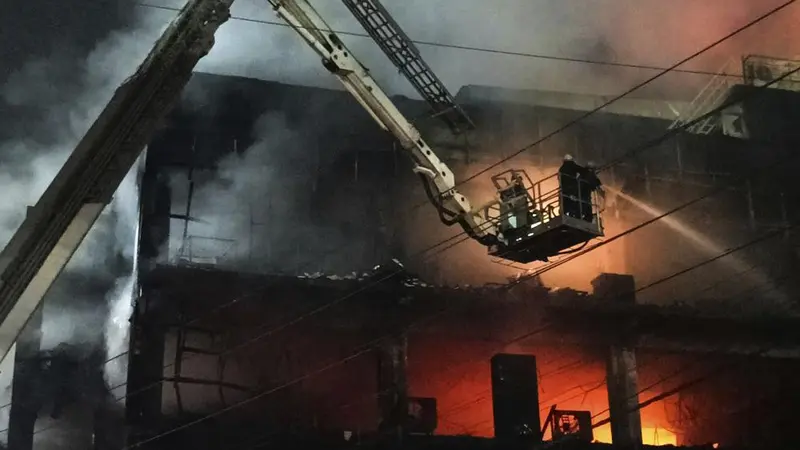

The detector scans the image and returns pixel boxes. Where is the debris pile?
[296,258,520,291]
[297,258,431,288]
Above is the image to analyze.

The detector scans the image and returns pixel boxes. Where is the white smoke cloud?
[148,0,800,100]
[0,6,166,445]
[0,2,796,435]
[168,111,358,273]
[0,14,168,421]
[0,13,164,269]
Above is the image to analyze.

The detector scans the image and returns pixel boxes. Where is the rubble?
[295,258,528,292]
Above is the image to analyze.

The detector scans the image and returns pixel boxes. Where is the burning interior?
[6,57,800,449]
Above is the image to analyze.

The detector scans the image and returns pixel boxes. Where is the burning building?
[6,54,800,449]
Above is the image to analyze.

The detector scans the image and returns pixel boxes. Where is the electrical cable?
[137,0,797,228]
[235,224,799,448]
[123,210,800,448]
[452,255,799,438]
[446,0,796,190]
[11,1,794,438]
[118,0,798,367]
[2,0,794,441]
[446,260,797,432]
[44,69,798,424]
[251,7,800,288]
[135,1,745,79]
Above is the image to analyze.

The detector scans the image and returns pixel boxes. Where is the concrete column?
[606,346,643,448]
[125,287,166,427]
[592,273,642,448]
[376,334,408,438]
[8,304,43,450]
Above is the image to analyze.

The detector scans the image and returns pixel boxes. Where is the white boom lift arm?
[267,0,499,247]
[0,0,603,364]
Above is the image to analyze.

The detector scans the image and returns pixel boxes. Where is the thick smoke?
[161,0,800,286]
[0,2,166,446]
[153,0,800,99]
[0,1,796,441]
[0,14,164,353]
[0,10,167,448]
[169,112,359,274]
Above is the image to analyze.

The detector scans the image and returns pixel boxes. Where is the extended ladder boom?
[267,0,494,243]
[340,0,475,134]
[0,0,233,362]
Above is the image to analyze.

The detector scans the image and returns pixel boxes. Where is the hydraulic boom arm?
[266,0,496,245]
[0,0,233,362]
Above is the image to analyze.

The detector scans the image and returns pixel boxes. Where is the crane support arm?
[267,0,494,243]
[0,0,234,362]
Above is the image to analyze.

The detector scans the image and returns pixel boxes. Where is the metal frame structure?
[340,0,475,134]
[483,170,604,263]
[0,0,234,363]
[165,310,251,415]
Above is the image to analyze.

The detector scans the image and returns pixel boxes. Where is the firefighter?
[578,161,603,221]
[559,154,582,219]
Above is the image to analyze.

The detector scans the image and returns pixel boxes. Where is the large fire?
[409,340,679,446]
[409,158,631,290]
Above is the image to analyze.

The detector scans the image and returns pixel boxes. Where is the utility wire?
[125,0,798,358]
[2,0,793,440]
[236,224,798,449]
[450,0,796,189]
[136,1,743,78]
[15,0,792,435]
[72,61,800,420]
[443,247,798,438]
[137,0,797,254]
[124,212,800,448]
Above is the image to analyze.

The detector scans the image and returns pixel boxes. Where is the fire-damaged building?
[6,54,800,450]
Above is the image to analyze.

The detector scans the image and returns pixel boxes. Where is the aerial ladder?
[0,0,234,362]
[267,0,604,259]
[0,0,603,363]
[339,0,475,134]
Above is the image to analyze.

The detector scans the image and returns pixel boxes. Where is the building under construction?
[4,51,800,450]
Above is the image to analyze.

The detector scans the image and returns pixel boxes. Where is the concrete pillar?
[125,287,166,427]
[376,334,408,438]
[606,346,643,448]
[8,304,43,450]
[592,273,642,448]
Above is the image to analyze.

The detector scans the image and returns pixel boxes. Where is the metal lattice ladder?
[668,57,740,135]
[341,0,475,134]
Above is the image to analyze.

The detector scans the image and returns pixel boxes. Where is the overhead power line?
[63,60,800,425]
[135,1,742,78]
[126,212,800,449]
[33,58,795,432]
[12,0,789,441]
[116,2,798,445]
[451,0,797,188]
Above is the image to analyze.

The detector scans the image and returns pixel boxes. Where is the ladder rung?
[341,0,475,133]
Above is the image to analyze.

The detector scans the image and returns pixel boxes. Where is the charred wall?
[141,72,800,290]
[123,266,800,449]
[127,73,800,448]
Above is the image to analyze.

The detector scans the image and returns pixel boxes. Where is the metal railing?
[482,170,603,234]
[175,235,238,268]
[668,57,740,135]
[742,54,800,91]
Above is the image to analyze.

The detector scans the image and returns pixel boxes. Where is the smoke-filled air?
[1,0,798,346]
[1,0,800,446]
